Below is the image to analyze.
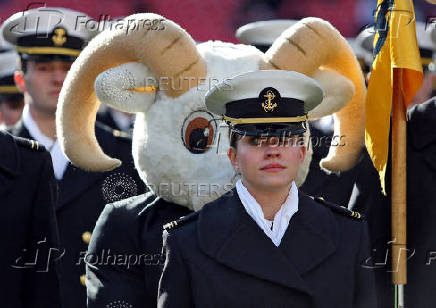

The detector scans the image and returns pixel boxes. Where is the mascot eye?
[182,111,217,154]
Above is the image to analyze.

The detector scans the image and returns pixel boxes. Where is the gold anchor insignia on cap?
[52,28,67,47]
[262,90,278,112]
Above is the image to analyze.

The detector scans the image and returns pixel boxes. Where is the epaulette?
[96,122,131,140]
[14,137,46,152]
[314,196,364,221]
[163,212,199,231]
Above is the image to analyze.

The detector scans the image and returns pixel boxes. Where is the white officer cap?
[416,21,436,69]
[356,22,436,70]
[352,28,374,73]
[205,70,323,136]
[2,6,97,60]
[0,25,13,52]
[0,29,19,94]
[235,20,298,52]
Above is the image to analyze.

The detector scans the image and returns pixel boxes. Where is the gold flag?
[366,0,423,194]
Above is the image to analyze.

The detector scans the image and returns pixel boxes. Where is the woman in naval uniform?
[158,70,377,308]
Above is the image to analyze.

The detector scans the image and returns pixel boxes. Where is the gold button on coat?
[80,275,86,286]
[82,231,92,244]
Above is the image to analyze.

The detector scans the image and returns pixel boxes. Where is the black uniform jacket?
[0,131,61,308]
[96,109,119,131]
[348,97,436,308]
[9,121,146,308]
[86,193,192,307]
[96,109,132,134]
[158,189,377,308]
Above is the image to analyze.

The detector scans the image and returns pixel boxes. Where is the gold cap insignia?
[52,28,67,47]
[261,89,278,112]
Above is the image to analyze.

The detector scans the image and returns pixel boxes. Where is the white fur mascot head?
[56,13,365,211]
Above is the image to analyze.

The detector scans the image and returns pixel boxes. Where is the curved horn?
[263,17,365,172]
[56,13,207,171]
[309,68,354,119]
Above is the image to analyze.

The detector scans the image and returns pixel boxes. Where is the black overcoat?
[348,97,436,308]
[158,189,377,308]
[86,193,192,307]
[9,121,146,308]
[0,131,61,308]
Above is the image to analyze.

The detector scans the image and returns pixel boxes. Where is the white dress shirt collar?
[22,105,69,180]
[236,179,299,247]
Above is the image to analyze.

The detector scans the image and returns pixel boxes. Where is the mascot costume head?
[56,14,365,211]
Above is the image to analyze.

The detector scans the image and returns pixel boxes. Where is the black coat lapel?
[56,163,106,210]
[279,192,338,275]
[9,122,115,210]
[198,189,322,296]
[216,219,312,296]
[56,125,119,210]
[9,121,106,210]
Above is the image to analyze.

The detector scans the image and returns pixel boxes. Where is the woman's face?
[227,135,306,193]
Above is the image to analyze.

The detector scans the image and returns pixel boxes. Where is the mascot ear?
[264,17,366,172]
[95,62,157,113]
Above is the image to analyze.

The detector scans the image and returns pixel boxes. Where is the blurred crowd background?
[1,0,435,44]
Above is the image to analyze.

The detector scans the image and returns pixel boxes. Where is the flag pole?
[391,68,407,307]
